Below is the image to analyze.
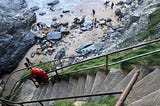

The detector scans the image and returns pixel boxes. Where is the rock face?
[0,1,36,76]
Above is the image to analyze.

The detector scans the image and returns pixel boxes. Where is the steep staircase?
[14,65,160,106]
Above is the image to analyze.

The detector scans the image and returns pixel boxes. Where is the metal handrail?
[0,91,122,105]
[56,49,160,78]
[1,39,160,103]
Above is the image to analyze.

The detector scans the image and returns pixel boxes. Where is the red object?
[31,68,49,84]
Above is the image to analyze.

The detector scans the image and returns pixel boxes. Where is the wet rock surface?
[0,1,36,76]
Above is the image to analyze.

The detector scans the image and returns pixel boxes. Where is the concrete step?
[31,86,43,101]
[15,80,36,102]
[67,77,78,97]
[125,68,160,104]
[83,73,96,101]
[38,85,49,100]
[75,76,86,100]
[128,89,160,106]
[50,82,60,99]
[43,83,54,106]
[91,71,107,94]
[57,80,69,98]
[49,81,60,105]
[100,69,125,93]
[112,66,153,93]
[90,71,107,101]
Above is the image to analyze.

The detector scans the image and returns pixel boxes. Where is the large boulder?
[0,0,27,10]
[46,31,62,40]
[80,43,106,55]
[115,8,122,16]
[75,42,93,54]
[0,2,36,76]
[125,9,141,30]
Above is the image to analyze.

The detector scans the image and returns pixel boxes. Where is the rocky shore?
[0,0,36,76]
[0,0,160,77]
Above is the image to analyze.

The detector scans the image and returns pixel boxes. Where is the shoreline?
[1,0,123,93]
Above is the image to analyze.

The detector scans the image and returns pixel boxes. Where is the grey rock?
[47,0,59,6]
[31,24,39,32]
[35,33,44,39]
[31,52,35,58]
[75,42,93,54]
[124,10,141,30]
[80,21,93,31]
[110,32,122,39]
[0,32,36,75]
[50,21,59,28]
[76,43,106,55]
[62,10,70,13]
[106,18,112,22]
[47,31,62,40]
[50,6,55,11]
[73,15,86,24]
[116,1,124,5]
[61,29,70,35]
[30,6,39,11]
[54,48,65,59]
[0,0,27,10]
[125,0,132,5]
[39,12,46,16]
[61,22,69,27]
[0,3,36,76]
[37,22,48,30]
[115,8,122,16]
[69,23,78,30]
[80,27,87,31]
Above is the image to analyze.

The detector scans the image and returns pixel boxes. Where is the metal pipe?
[115,71,140,106]
[106,55,108,71]
[17,91,122,104]
[109,49,160,66]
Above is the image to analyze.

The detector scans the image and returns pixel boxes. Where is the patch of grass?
[147,2,160,9]
[137,8,160,41]
[36,62,52,72]
[82,96,118,106]
[111,43,160,71]
[53,100,74,106]
[61,57,106,74]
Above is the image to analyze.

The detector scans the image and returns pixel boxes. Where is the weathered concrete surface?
[99,69,125,93]
[128,89,160,106]
[75,76,86,100]
[126,68,160,104]
[83,73,95,101]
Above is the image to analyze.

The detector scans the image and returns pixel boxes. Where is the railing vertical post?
[106,55,108,71]
[39,101,44,106]
[30,78,39,88]
[115,71,140,106]
[59,59,63,68]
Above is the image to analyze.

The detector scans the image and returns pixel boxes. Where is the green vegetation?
[137,8,160,41]
[111,43,160,71]
[82,96,117,106]
[53,100,74,106]
[51,96,117,106]
[62,57,106,74]
[146,2,160,9]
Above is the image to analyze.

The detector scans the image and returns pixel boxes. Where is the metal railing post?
[39,101,44,106]
[115,71,140,106]
[55,69,61,81]
[30,78,39,88]
[106,55,108,71]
